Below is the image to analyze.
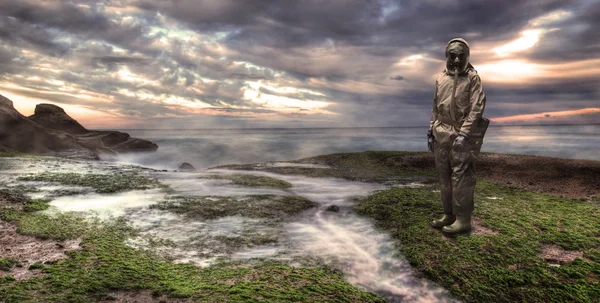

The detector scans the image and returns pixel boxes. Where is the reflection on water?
[120,124,600,170]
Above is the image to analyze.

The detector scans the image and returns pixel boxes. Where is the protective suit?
[427,38,486,234]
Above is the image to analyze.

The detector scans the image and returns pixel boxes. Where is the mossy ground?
[0,205,384,303]
[202,174,293,189]
[23,198,52,212]
[355,180,600,303]
[151,195,317,220]
[4,150,597,302]
[214,151,436,182]
[0,258,18,271]
[0,151,33,158]
[18,172,171,194]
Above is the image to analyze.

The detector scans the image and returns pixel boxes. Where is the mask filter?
[445,40,470,75]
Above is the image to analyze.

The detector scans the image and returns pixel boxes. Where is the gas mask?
[445,38,470,75]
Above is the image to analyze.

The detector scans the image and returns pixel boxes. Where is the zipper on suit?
[449,67,458,122]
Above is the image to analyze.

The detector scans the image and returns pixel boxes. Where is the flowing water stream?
[1,156,458,302]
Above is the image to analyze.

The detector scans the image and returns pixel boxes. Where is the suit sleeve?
[429,80,439,131]
[459,74,486,136]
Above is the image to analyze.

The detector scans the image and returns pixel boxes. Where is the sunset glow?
[0,1,597,128]
[491,108,600,123]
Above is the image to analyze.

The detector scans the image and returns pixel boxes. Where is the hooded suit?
[429,38,486,233]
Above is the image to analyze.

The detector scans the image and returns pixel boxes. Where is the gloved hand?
[452,133,468,152]
[427,129,435,153]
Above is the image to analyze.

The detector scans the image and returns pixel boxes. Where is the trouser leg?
[450,147,476,216]
[434,142,453,214]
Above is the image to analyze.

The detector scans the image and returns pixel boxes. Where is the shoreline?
[215,151,600,201]
[1,150,598,302]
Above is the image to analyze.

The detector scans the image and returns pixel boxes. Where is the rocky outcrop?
[0,94,159,158]
[0,95,77,154]
[178,162,195,171]
[325,205,340,212]
[75,130,158,154]
[28,103,88,135]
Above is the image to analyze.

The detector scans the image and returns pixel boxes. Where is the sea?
[117,124,600,170]
[4,124,597,303]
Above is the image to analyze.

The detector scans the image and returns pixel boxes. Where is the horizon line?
[90,122,600,131]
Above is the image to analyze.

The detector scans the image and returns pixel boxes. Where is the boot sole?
[430,221,455,229]
[441,227,472,235]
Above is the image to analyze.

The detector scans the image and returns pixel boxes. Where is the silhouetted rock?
[0,95,77,154]
[29,103,88,135]
[326,205,340,212]
[0,94,159,158]
[179,162,195,171]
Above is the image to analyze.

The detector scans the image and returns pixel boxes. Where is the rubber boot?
[431,214,456,229]
[442,215,471,234]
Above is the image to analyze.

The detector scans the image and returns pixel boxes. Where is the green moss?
[0,188,28,204]
[151,195,317,219]
[23,198,52,212]
[28,263,45,270]
[202,174,293,189]
[355,180,600,303]
[0,276,15,286]
[1,209,95,241]
[0,150,31,158]
[0,208,384,302]
[0,258,18,271]
[214,233,279,249]
[214,151,435,182]
[18,172,171,194]
[5,184,41,194]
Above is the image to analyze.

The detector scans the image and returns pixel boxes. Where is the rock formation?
[28,103,88,135]
[0,95,77,154]
[178,162,195,171]
[0,94,158,159]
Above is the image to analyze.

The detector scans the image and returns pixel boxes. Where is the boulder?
[325,205,340,212]
[80,130,157,153]
[99,131,130,146]
[178,162,195,171]
[28,103,88,135]
[110,138,158,153]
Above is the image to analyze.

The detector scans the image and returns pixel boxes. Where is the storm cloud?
[0,0,598,129]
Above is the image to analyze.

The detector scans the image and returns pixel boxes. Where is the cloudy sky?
[0,0,598,129]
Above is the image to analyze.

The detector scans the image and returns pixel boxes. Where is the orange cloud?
[491,107,600,123]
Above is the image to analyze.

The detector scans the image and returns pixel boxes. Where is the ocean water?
[118,124,600,170]
[7,124,597,302]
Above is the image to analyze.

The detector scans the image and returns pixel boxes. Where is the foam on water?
[1,156,459,302]
[49,188,165,218]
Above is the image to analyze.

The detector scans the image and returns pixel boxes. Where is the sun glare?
[474,60,542,83]
[493,30,541,56]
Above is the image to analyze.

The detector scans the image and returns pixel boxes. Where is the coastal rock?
[178,162,195,171]
[0,95,77,154]
[28,104,88,135]
[99,132,130,146]
[110,137,158,153]
[0,94,159,157]
[326,205,340,212]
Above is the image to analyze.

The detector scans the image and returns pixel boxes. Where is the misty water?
[3,124,598,302]
[118,124,600,170]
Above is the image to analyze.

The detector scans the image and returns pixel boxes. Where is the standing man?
[427,38,487,234]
